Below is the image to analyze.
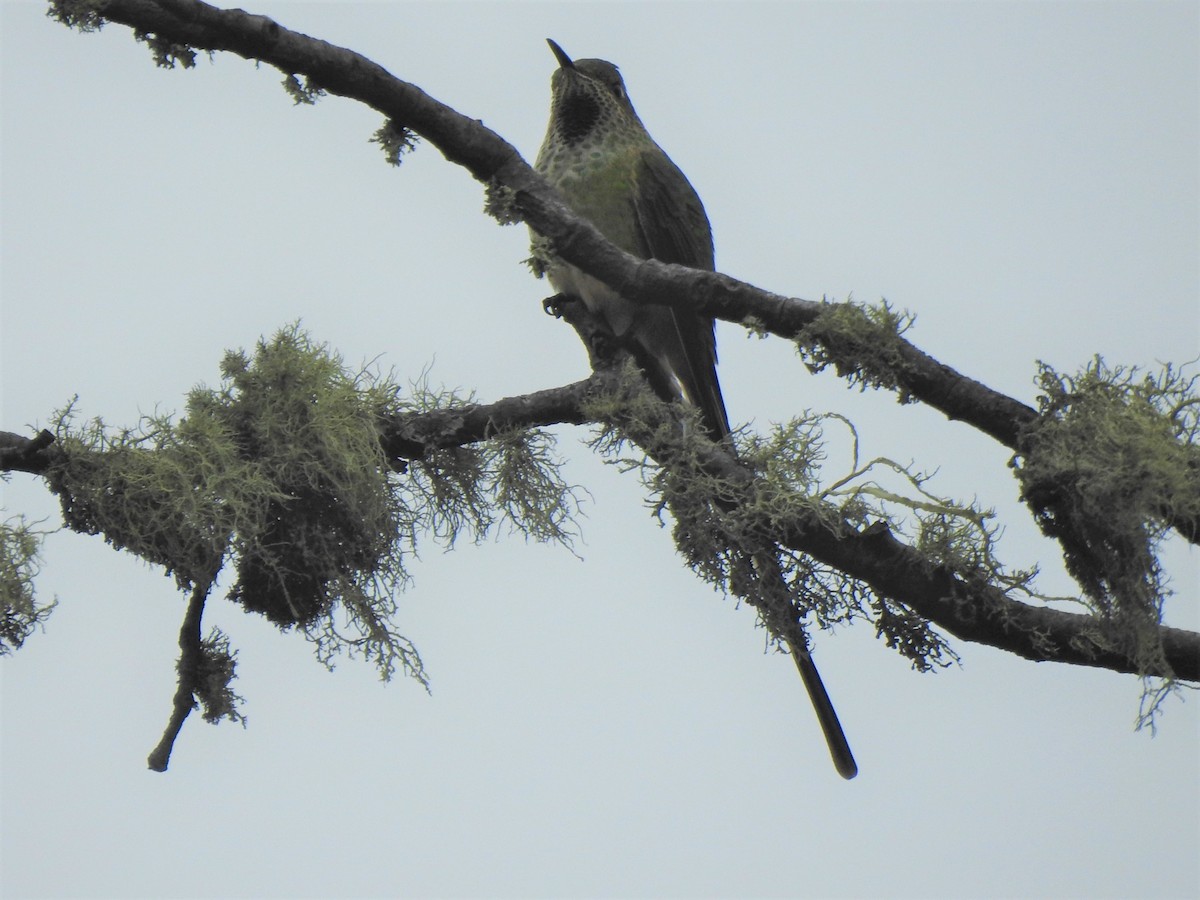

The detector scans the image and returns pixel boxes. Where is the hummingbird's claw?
[542,292,575,318]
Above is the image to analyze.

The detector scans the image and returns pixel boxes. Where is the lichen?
[194,628,246,726]
[46,0,106,32]
[584,370,1008,672]
[0,517,57,654]
[44,325,581,684]
[134,30,199,69]
[282,73,326,105]
[370,120,419,167]
[1012,358,1199,682]
[484,179,523,226]
[794,299,916,400]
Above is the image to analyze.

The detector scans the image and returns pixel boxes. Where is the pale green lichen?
[1013,357,1199,693]
[484,179,523,226]
[370,120,419,167]
[794,299,916,399]
[45,325,580,685]
[283,73,327,105]
[525,236,555,280]
[1,517,57,654]
[46,0,105,32]
[583,369,1015,672]
[134,30,199,69]
[194,628,246,726]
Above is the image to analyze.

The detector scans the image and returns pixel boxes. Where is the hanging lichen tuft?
[42,325,580,682]
[1013,358,1200,675]
[211,331,407,628]
[1,517,56,653]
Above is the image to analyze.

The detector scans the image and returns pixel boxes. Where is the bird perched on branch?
[533,38,728,440]
[533,39,857,779]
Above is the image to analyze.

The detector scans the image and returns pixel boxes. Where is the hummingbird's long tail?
[791,648,858,779]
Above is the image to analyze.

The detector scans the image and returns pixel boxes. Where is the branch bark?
[146,580,207,772]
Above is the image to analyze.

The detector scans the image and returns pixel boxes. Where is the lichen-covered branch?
[570,369,1200,684]
[4,344,1198,683]
[772,507,1199,682]
[23,7,1038,448]
[47,0,1198,563]
[4,3,1191,758]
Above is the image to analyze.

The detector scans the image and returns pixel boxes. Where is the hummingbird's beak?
[546,38,574,69]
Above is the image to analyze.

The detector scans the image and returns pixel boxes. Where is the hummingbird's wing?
[630,149,731,440]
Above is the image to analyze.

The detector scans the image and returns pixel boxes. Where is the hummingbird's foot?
[542,291,625,371]
[541,293,576,318]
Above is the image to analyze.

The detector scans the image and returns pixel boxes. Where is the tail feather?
[792,649,858,780]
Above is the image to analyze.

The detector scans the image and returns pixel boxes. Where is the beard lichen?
[794,299,916,399]
[193,627,246,726]
[1,516,57,654]
[1013,358,1199,689]
[370,119,419,167]
[43,325,581,688]
[583,368,1019,673]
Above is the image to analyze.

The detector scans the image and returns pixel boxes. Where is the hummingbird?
[534,39,857,779]
[534,38,729,440]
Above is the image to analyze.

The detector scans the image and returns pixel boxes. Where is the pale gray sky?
[2,2,1198,898]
